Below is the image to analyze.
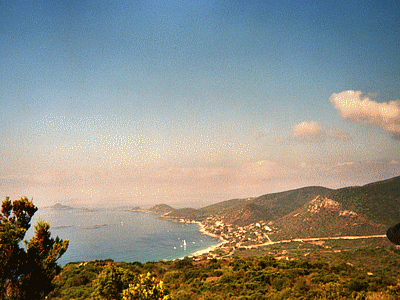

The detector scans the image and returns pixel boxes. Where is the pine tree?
[0,197,69,299]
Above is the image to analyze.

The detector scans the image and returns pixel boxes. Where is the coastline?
[131,209,229,259]
[196,221,228,243]
[188,221,229,258]
[189,242,225,258]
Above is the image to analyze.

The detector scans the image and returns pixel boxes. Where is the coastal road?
[242,234,387,249]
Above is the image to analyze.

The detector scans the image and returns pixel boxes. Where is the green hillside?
[222,202,272,227]
[166,207,199,220]
[270,196,387,240]
[201,187,333,226]
[252,186,333,219]
[166,186,333,226]
[163,176,400,239]
[166,198,248,222]
[327,176,400,227]
[198,198,249,215]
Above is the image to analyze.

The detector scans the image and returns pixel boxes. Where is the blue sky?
[1,0,399,208]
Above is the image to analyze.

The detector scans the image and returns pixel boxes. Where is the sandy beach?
[189,242,225,258]
[189,222,229,258]
[196,222,226,241]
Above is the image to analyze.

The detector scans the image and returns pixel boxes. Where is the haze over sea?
[26,208,220,266]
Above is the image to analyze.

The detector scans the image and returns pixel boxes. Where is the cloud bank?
[330,90,400,137]
[290,121,351,141]
[291,121,324,140]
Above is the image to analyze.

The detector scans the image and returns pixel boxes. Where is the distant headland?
[45,203,95,211]
[130,204,175,215]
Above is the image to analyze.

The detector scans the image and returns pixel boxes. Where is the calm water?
[25,208,219,265]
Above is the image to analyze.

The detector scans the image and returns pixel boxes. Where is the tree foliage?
[122,272,169,300]
[0,197,69,299]
[91,264,134,300]
[48,251,400,300]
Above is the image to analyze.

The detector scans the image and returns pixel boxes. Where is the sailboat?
[183,240,186,250]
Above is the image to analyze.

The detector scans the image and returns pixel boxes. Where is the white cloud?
[330,90,400,136]
[291,121,324,140]
[290,121,350,141]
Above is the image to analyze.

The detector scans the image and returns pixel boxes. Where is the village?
[168,215,276,260]
[169,215,388,261]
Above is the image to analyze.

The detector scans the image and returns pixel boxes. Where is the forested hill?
[325,175,400,227]
[162,176,400,236]
[165,186,333,226]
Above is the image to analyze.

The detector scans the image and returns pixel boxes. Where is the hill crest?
[161,175,400,240]
[148,204,175,215]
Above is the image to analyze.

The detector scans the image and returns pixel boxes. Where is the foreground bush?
[48,253,400,300]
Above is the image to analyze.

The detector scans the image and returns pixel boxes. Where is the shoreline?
[189,241,226,258]
[132,210,229,259]
[188,221,229,258]
[197,222,229,243]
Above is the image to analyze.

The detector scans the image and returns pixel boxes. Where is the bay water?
[25,207,220,265]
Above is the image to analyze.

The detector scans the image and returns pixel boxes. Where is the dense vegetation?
[49,243,400,300]
[269,196,387,240]
[326,176,400,227]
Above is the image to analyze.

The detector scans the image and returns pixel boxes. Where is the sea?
[25,207,220,266]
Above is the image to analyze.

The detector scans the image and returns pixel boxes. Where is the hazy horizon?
[1,1,399,208]
[35,174,399,210]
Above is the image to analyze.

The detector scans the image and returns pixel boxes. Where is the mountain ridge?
[159,175,400,239]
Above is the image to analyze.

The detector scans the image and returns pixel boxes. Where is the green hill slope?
[326,176,400,227]
[252,186,333,219]
[163,176,400,239]
[270,196,387,240]
[165,186,333,226]
[165,207,199,220]
[211,186,333,226]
